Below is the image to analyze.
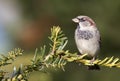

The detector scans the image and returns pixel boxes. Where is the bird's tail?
[88,64,100,70]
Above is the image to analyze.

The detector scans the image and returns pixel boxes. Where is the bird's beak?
[72,18,79,23]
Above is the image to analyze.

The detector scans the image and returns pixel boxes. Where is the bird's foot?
[89,57,95,65]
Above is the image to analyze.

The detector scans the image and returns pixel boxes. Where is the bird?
[72,15,101,70]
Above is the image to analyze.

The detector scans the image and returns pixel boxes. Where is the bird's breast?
[76,28,94,40]
[75,29,100,56]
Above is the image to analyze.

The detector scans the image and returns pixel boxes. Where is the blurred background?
[1,0,120,81]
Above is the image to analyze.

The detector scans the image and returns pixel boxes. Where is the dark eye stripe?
[77,18,85,22]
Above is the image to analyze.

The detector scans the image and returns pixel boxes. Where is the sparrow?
[72,15,101,70]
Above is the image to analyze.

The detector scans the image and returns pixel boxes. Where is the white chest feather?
[75,27,100,57]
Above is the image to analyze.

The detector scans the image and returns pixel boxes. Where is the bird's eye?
[79,18,86,22]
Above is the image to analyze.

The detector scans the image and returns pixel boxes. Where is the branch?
[0,48,23,80]
[0,48,23,67]
[1,26,120,81]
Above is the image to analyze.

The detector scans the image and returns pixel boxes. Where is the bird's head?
[72,16,96,28]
